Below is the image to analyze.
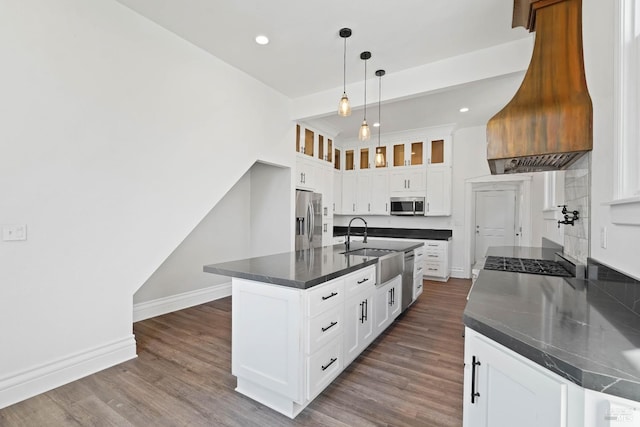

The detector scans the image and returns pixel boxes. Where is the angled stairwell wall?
[0,0,293,408]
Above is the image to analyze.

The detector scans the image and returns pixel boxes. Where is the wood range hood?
[487,0,593,174]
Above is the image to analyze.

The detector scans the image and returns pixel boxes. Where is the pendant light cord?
[378,74,381,146]
[363,58,367,120]
[343,37,347,94]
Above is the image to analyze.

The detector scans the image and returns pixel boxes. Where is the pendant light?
[337,28,352,117]
[375,69,385,167]
[358,51,371,141]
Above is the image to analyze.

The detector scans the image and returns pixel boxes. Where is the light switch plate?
[3,224,27,241]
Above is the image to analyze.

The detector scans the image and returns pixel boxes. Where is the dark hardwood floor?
[0,278,471,427]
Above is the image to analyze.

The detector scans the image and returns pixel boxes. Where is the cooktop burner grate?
[484,256,573,277]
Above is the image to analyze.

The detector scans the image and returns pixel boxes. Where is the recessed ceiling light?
[373,122,380,127]
[459,107,470,113]
[255,35,269,45]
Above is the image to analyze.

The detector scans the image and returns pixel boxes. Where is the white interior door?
[474,190,517,262]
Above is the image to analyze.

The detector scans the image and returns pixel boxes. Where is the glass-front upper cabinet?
[334,148,341,170]
[328,139,333,163]
[393,142,423,166]
[360,148,370,169]
[345,150,355,171]
[429,139,444,164]
[318,135,324,161]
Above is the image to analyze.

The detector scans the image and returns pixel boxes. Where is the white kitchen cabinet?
[342,172,357,214]
[344,267,375,366]
[333,170,342,214]
[295,154,317,190]
[370,170,390,214]
[356,171,372,214]
[423,240,450,281]
[413,247,425,300]
[426,165,452,216]
[352,170,388,215]
[389,168,426,196]
[322,218,333,246]
[463,327,584,427]
[344,281,375,365]
[373,275,402,338]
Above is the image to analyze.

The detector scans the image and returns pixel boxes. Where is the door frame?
[463,174,533,278]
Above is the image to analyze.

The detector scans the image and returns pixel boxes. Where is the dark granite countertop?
[333,226,452,241]
[203,240,424,289]
[464,262,640,402]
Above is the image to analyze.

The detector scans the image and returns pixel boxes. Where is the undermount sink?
[342,247,404,285]
[342,248,397,258]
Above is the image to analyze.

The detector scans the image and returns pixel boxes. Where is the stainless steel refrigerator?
[295,190,322,250]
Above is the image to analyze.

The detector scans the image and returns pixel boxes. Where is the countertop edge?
[462,313,640,402]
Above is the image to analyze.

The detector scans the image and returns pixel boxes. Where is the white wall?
[133,170,252,304]
[0,0,292,408]
[584,0,640,279]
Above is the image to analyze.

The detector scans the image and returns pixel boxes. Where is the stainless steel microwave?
[390,197,425,216]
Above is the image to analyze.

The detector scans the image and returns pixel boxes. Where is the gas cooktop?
[484,256,573,277]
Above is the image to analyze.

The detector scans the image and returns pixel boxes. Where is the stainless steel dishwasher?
[401,250,415,312]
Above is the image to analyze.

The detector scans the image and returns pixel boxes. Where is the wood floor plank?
[0,278,471,426]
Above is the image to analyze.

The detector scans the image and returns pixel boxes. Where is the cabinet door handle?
[368,203,370,212]
[363,299,368,321]
[353,203,355,212]
[321,321,338,332]
[385,202,388,212]
[408,180,410,189]
[322,292,338,301]
[333,203,335,212]
[321,357,338,371]
[388,288,393,306]
[471,356,481,404]
[427,202,430,212]
[357,277,369,284]
[359,302,364,323]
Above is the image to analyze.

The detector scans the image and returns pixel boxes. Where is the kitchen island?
[463,248,640,426]
[204,240,424,418]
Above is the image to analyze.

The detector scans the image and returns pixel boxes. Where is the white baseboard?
[451,267,469,279]
[0,335,136,409]
[133,282,232,322]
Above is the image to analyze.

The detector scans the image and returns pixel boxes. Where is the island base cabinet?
[463,328,584,427]
[232,279,303,416]
[344,287,374,366]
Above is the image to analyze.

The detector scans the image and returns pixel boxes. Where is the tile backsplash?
[563,153,590,264]
[588,258,640,316]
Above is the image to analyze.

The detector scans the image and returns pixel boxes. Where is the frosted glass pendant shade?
[338,94,351,117]
[375,148,385,167]
[359,120,371,141]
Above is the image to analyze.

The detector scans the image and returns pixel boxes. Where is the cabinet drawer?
[413,273,423,299]
[424,263,443,277]
[414,247,425,263]
[307,338,343,400]
[424,251,442,261]
[308,279,345,318]
[307,306,343,354]
[424,241,444,252]
[344,266,376,298]
[414,262,424,276]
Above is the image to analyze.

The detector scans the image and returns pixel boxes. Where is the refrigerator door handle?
[308,203,313,244]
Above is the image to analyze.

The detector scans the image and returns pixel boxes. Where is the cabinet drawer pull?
[428,268,438,271]
[428,255,439,258]
[321,357,338,371]
[322,292,338,301]
[417,267,423,272]
[321,321,338,332]
[416,252,423,257]
[428,244,438,247]
[357,277,369,284]
[417,283,423,289]
[471,356,481,404]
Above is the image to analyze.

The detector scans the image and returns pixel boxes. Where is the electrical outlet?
[600,226,607,249]
[2,224,27,241]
